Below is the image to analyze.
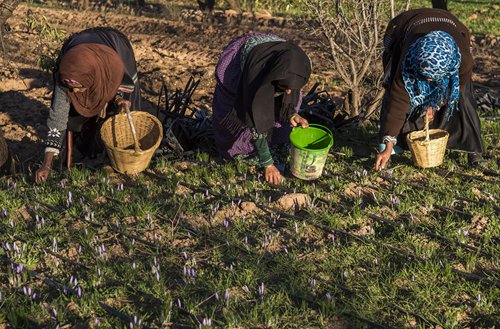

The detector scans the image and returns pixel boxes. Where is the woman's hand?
[115,96,131,114]
[264,164,282,185]
[35,166,51,184]
[426,107,435,122]
[35,151,55,184]
[375,143,393,171]
[290,114,309,128]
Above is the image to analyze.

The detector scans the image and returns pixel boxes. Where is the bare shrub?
[303,0,383,118]
[24,10,66,72]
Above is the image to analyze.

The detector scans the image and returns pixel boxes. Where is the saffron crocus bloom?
[258,282,265,296]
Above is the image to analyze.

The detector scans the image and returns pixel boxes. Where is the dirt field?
[0,4,498,166]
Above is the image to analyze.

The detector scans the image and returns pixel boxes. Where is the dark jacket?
[382,8,473,138]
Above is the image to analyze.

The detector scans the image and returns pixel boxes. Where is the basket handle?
[424,110,430,142]
[125,104,141,152]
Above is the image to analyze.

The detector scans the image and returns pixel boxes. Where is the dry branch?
[303,0,383,117]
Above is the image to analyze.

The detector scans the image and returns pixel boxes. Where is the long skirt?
[381,79,483,153]
[212,34,297,158]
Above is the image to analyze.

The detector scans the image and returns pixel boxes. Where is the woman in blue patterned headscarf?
[376,9,484,170]
[402,31,461,120]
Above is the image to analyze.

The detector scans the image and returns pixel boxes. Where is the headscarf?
[235,41,312,133]
[402,31,461,120]
[58,44,125,117]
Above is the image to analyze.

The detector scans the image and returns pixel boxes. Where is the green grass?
[403,0,500,35]
[0,118,498,328]
[21,0,500,35]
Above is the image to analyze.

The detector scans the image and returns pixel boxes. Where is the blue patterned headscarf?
[402,31,461,120]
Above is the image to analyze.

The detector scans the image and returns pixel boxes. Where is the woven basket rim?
[407,128,449,143]
[101,111,162,153]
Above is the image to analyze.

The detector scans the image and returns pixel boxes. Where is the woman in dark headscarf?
[213,34,312,184]
[376,9,484,170]
[35,27,141,183]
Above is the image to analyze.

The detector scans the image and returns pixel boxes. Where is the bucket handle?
[125,104,141,152]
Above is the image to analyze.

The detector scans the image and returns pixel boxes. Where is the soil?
[0,4,498,167]
[275,192,310,211]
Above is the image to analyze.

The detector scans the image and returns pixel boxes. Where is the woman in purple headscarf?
[212,34,312,184]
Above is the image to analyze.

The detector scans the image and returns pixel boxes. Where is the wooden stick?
[425,110,430,142]
[67,130,73,169]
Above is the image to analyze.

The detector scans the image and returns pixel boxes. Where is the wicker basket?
[101,111,163,174]
[406,114,449,168]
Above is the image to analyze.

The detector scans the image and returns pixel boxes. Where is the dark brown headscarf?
[59,44,124,117]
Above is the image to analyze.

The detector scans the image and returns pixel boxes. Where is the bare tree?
[303,0,382,117]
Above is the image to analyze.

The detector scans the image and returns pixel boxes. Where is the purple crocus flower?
[258,282,265,296]
[224,289,230,301]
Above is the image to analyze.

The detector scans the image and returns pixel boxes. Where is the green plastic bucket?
[289,124,333,180]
